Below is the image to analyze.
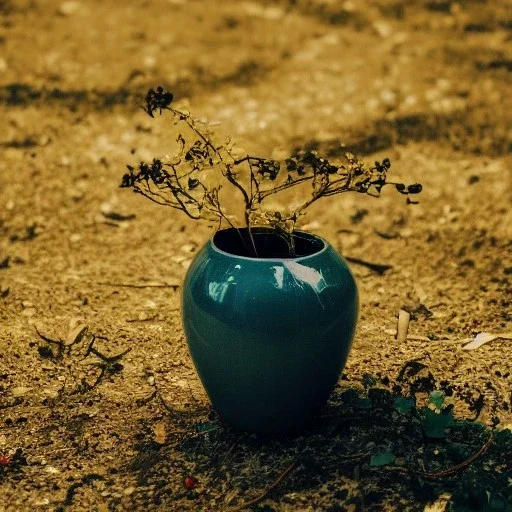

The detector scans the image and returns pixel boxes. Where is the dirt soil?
[1,1,512,511]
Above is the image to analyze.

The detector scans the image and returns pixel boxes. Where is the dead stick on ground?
[34,325,85,358]
[344,256,392,275]
[231,462,296,512]
[415,431,493,479]
[99,282,179,289]
[382,431,493,479]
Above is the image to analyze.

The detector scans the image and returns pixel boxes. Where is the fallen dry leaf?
[66,323,89,346]
[462,332,512,350]
[153,422,167,445]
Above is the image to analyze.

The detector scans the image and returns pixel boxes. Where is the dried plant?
[121,87,422,256]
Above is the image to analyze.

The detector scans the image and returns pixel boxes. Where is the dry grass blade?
[462,332,512,350]
[230,462,296,511]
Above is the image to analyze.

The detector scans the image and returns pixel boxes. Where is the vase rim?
[210,227,328,262]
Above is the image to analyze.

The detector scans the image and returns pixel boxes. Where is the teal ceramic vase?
[182,228,358,434]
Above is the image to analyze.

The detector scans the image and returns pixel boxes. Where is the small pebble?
[68,188,84,201]
[373,21,392,38]
[242,2,284,20]
[171,255,187,264]
[403,95,417,108]
[59,156,71,167]
[143,55,157,69]
[11,386,31,397]
[43,389,60,399]
[34,499,50,507]
[380,89,397,108]
[57,1,82,16]
[180,243,197,253]
[100,202,113,214]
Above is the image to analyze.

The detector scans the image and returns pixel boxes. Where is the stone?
[57,1,82,16]
[11,386,31,397]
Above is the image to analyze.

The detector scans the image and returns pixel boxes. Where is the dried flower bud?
[188,178,200,189]
[144,87,174,117]
[286,158,297,171]
[407,184,422,194]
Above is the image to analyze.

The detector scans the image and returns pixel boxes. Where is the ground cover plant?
[121,366,512,512]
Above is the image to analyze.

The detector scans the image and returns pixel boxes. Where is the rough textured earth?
[1,1,511,511]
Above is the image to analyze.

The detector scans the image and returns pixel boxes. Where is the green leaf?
[421,407,455,439]
[370,448,396,467]
[394,396,414,415]
[429,390,445,409]
[339,389,372,409]
[357,397,373,409]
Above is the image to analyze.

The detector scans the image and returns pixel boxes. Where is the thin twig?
[74,336,131,392]
[34,325,63,346]
[85,344,132,363]
[381,431,494,479]
[34,325,84,358]
[344,256,392,275]
[339,451,370,461]
[98,282,179,289]
[221,442,238,465]
[231,462,296,511]
[415,430,493,479]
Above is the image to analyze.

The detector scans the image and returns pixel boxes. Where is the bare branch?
[121,88,423,257]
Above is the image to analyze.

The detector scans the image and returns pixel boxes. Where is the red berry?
[184,476,197,490]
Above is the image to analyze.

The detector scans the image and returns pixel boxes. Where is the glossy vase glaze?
[182,228,358,434]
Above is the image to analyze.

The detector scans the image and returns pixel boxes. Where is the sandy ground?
[1,1,511,510]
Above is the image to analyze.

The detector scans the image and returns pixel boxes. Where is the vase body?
[181,228,358,434]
